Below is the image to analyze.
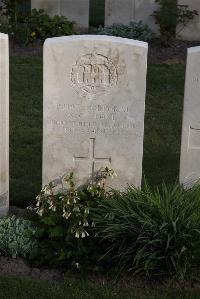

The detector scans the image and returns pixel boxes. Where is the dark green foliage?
[153,0,198,42]
[0,216,37,258]
[0,0,30,23]
[31,169,114,270]
[0,1,75,44]
[93,183,200,279]
[98,21,153,42]
[29,9,75,42]
[0,0,31,44]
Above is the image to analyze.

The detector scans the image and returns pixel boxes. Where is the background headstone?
[177,0,200,41]
[0,33,9,215]
[105,0,158,33]
[31,0,89,29]
[43,35,148,190]
[31,0,60,16]
[180,47,200,186]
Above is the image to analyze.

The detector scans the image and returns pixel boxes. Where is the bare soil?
[148,38,200,64]
[9,38,200,64]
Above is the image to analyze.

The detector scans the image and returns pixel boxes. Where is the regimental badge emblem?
[71,53,118,99]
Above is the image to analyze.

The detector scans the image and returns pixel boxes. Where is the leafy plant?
[153,0,198,42]
[93,183,200,279]
[0,0,29,24]
[0,216,38,258]
[0,2,75,44]
[29,9,75,42]
[31,168,115,269]
[98,21,153,42]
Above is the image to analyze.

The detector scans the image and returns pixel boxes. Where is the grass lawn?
[10,55,185,207]
[0,275,200,299]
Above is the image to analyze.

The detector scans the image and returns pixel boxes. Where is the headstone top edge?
[0,33,8,40]
[44,35,148,49]
[188,46,200,54]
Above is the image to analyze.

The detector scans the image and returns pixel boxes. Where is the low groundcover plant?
[0,215,37,258]
[98,21,153,42]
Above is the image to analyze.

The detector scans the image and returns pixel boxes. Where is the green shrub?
[0,0,30,44]
[153,0,198,42]
[32,168,115,270]
[29,9,75,42]
[0,4,75,44]
[93,183,200,279]
[0,216,37,258]
[98,21,153,42]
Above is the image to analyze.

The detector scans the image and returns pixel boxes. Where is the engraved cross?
[73,138,111,180]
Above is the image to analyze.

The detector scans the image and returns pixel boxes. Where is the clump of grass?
[93,183,200,279]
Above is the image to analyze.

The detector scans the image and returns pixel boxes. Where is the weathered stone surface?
[177,0,200,41]
[105,0,135,26]
[31,0,89,29]
[180,47,200,186]
[105,0,158,32]
[31,0,60,16]
[60,0,89,29]
[0,33,9,215]
[43,35,147,190]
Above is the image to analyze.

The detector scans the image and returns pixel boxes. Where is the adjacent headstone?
[177,0,200,41]
[60,0,89,29]
[180,47,200,186]
[43,35,148,189]
[31,0,89,29]
[31,0,60,16]
[105,0,135,26]
[0,33,9,215]
[105,0,158,33]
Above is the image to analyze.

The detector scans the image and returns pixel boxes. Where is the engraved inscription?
[71,53,118,99]
[50,103,135,136]
[73,138,111,180]
[192,77,200,83]
[188,126,200,149]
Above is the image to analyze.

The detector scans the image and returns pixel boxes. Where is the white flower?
[83,221,89,227]
[43,185,52,195]
[81,231,86,238]
[84,208,89,215]
[37,208,44,216]
[62,212,71,219]
[75,231,80,238]
[81,230,89,238]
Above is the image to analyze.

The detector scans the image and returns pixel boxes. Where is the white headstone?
[180,47,200,186]
[31,0,60,16]
[0,33,9,215]
[177,0,200,41]
[60,0,89,29]
[105,0,135,26]
[31,0,89,29]
[105,0,158,33]
[43,35,148,189]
